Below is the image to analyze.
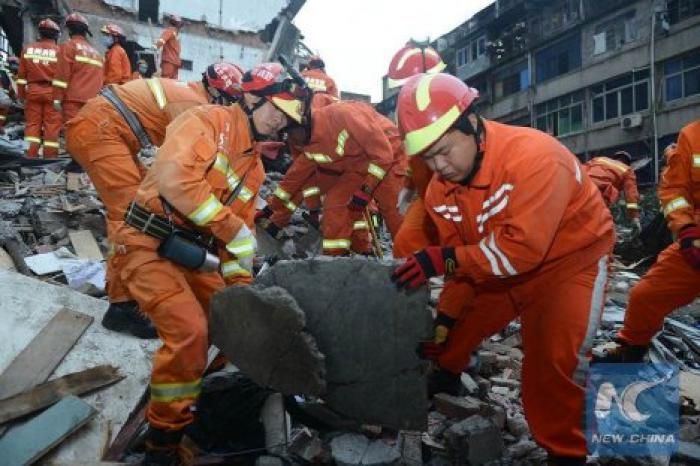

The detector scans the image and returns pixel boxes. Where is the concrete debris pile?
[0,159,109,295]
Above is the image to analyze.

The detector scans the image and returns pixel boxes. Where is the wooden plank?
[0,365,123,425]
[69,230,104,261]
[0,308,94,400]
[0,395,95,465]
[101,388,148,461]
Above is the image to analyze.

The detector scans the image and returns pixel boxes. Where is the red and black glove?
[348,185,372,211]
[392,246,458,289]
[679,224,700,269]
[254,205,273,222]
[417,313,456,361]
[302,209,321,230]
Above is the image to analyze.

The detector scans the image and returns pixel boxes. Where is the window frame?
[535,90,584,137]
[591,70,650,124]
[664,49,700,102]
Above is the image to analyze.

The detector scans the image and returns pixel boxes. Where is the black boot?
[143,428,190,466]
[547,455,587,465]
[592,340,649,364]
[428,368,462,397]
[102,301,158,339]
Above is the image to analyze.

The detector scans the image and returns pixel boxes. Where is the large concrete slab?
[209,285,326,396]
[0,269,158,464]
[255,258,432,430]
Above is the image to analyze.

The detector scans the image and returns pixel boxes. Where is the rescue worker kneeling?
[113,62,301,465]
[391,73,614,465]
[66,63,245,339]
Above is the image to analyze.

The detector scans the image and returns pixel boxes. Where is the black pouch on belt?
[157,230,220,272]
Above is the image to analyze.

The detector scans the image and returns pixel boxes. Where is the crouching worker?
[112,62,303,465]
[391,73,614,465]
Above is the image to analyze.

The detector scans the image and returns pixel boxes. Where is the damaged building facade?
[377,0,700,184]
[0,0,306,81]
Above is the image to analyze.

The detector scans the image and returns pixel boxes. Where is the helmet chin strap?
[239,98,267,141]
[455,113,485,186]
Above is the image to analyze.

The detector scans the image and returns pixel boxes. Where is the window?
[535,34,581,83]
[593,10,636,56]
[664,49,700,101]
[180,59,193,71]
[591,70,649,123]
[668,0,700,25]
[456,35,486,68]
[494,61,529,99]
[138,0,159,23]
[535,91,584,137]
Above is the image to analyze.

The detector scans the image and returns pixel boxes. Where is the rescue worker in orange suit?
[101,23,131,85]
[52,13,104,123]
[599,119,700,364]
[153,15,182,80]
[585,150,642,234]
[112,62,301,465]
[65,63,245,339]
[391,73,614,465]
[301,55,339,98]
[131,58,151,80]
[385,41,446,258]
[16,19,62,158]
[259,99,407,256]
[0,56,19,132]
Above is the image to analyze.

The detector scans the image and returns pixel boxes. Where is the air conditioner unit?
[621,113,643,130]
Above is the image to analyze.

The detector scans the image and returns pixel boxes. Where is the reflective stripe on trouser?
[619,242,700,345]
[24,93,61,158]
[119,247,225,431]
[392,197,440,258]
[439,255,609,456]
[66,111,146,302]
[318,171,366,255]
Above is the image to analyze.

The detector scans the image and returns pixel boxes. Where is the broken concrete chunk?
[209,285,326,396]
[330,433,400,466]
[460,373,479,395]
[489,377,521,389]
[506,412,530,438]
[256,258,432,430]
[288,428,329,463]
[507,438,538,459]
[255,456,285,466]
[433,393,482,419]
[443,415,504,465]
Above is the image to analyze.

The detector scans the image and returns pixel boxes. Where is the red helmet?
[397,73,479,156]
[205,62,244,101]
[169,15,183,27]
[65,12,89,28]
[308,55,325,70]
[241,62,304,123]
[387,43,446,89]
[100,23,124,37]
[38,19,61,33]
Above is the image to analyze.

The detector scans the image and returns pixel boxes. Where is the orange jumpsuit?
[301,68,339,98]
[65,78,209,305]
[17,39,61,158]
[618,119,700,346]
[103,43,132,85]
[584,156,641,218]
[392,157,439,257]
[154,27,181,79]
[421,120,613,456]
[269,101,406,255]
[112,104,264,431]
[52,36,104,123]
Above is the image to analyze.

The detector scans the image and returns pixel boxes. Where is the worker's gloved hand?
[348,185,372,211]
[630,218,642,237]
[396,187,415,216]
[392,246,458,289]
[52,100,62,112]
[226,224,257,273]
[303,209,321,229]
[417,313,456,361]
[678,224,700,269]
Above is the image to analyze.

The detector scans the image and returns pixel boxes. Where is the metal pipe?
[650,1,660,184]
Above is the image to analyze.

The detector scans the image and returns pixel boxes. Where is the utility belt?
[100,86,154,151]
[124,202,220,272]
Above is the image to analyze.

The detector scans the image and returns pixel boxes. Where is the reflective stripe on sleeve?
[221,260,252,278]
[626,203,640,210]
[146,78,167,109]
[367,163,386,180]
[75,55,103,68]
[187,194,223,226]
[51,79,67,88]
[16,78,28,85]
[150,379,201,403]
[226,236,255,257]
[305,152,333,163]
[303,187,321,198]
[663,197,691,216]
[336,129,348,156]
[24,136,41,144]
[274,187,291,201]
[43,140,60,148]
